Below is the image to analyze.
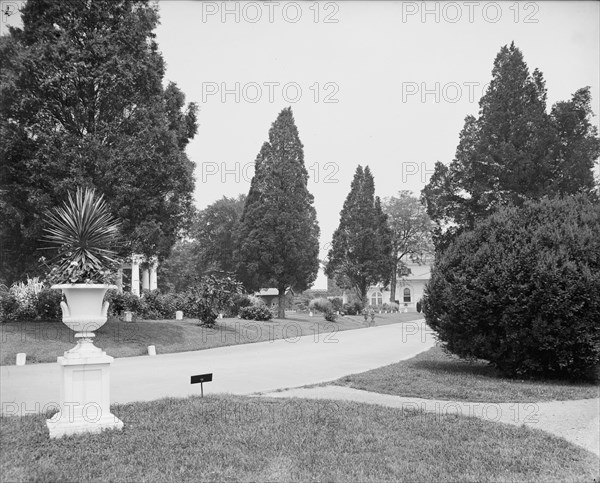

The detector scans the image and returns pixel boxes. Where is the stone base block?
[47,411,123,438]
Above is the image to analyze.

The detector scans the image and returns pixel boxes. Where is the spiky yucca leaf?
[42,187,121,284]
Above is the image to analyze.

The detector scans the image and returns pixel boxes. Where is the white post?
[131,255,141,297]
[141,269,150,292]
[149,259,158,291]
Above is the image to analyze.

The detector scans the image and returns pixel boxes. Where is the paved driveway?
[1,320,434,413]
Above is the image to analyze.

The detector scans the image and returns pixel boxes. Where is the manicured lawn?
[1,395,597,482]
[333,346,600,402]
[0,312,423,365]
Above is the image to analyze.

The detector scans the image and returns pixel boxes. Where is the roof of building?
[255,288,294,297]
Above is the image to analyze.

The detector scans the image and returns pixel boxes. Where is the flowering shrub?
[0,279,62,322]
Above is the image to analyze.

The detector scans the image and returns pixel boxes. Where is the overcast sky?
[5,1,599,288]
[151,1,599,287]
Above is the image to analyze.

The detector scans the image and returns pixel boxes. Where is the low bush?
[35,288,63,321]
[239,305,273,321]
[424,194,600,381]
[324,309,338,322]
[342,301,363,315]
[104,290,144,317]
[226,293,253,317]
[309,297,333,313]
[0,291,19,322]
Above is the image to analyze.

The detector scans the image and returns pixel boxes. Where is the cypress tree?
[326,165,393,306]
[235,108,320,318]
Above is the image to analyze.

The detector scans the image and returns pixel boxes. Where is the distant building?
[367,255,433,311]
[255,288,295,308]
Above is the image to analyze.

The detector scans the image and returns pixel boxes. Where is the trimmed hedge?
[424,194,600,381]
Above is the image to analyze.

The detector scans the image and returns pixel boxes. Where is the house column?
[141,267,150,291]
[131,255,141,296]
[149,258,158,291]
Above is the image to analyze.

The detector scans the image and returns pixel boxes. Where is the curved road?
[1,320,435,414]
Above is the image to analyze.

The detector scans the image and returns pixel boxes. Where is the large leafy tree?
[193,195,247,275]
[159,195,246,292]
[325,165,393,306]
[382,191,433,304]
[235,107,320,318]
[0,0,198,285]
[422,42,600,250]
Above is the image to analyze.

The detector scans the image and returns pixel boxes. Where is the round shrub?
[424,195,600,381]
[104,289,143,317]
[342,301,363,315]
[308,297,333,313]
[226,293,252,317]
[324,308,338,322]
[0,292,19,322]
[239,305,273,321]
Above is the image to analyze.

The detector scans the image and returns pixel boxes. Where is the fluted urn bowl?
[51,284,116,335]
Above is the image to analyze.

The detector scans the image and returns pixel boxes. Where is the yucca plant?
[41,187,122,284]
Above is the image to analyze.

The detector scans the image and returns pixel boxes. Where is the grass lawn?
[0,312,423,365]
[333,346,600,402]
[1,395,597,482]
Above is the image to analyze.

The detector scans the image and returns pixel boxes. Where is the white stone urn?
[52,284,116,355]
[47,283,122,437]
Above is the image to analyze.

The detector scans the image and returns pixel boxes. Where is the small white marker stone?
[124,311,133,322]
[148,345,156,356]
[175,311,183,320]
[16,353,26,366]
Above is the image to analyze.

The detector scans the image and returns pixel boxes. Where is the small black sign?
[191,373,213,384]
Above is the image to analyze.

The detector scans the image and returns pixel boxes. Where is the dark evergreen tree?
[422,42,600,250]
[234,107,320,318]
[325,165,393,306]
[0,0,197,285]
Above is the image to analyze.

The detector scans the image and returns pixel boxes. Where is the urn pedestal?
[47,284,123,438]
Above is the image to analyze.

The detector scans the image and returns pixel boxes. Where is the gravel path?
[259,385,600,456]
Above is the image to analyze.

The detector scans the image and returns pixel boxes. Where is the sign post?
[190,373,213,397]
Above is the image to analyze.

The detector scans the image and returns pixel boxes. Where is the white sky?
[4,1,600,288]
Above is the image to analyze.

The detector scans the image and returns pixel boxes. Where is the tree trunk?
[278,287,286,319]
[358,280,368,309]
[389,263,397,304]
